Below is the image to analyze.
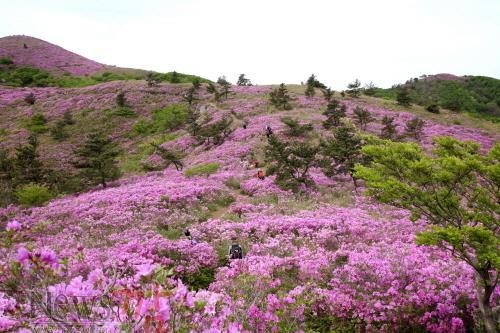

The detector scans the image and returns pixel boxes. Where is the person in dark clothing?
[184,229,198,245]
[242,121,248,129]
[227,237,243,259]
[257,170,265,180]
[265,125,273,137]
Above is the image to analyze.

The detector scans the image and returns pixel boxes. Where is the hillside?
[0,40,499,332]
[0,35,210,87]
[0,35,105,76]
[370,73,500,120]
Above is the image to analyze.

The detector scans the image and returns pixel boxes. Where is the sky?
[1,0,499,89]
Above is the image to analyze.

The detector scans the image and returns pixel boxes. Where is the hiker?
[242,121,248,129]
[265,125,273,137]
[257,170,265,180]
[184,229,198,245]
[228,237,243,260]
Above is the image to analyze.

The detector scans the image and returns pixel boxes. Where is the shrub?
[131,118,151,136]
[404,117,425,140]
[24,93,36,105]
[323,99,347,129]
[0,57,14,65]
[269,84,292,110]
[396,88,412,106]
[346,79,361,98]
[26,113,48,133]
[426,104,440,114]
[380,116,398,140]
[116,92,127,107]
[281,117,313,137]
[151,104,189,132]
[15,183,52,206]
[184,162,220,177]
[353,107,373,131]
[50,120,68,141]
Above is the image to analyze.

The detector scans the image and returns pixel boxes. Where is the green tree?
[237,74,252,86]
[14,134,44,185]
[353,106,373,131]
[363,82,377,96]
[116,92,127,108]
[170,71,180,83]
[380,115,398,140]
[354,137,500,333]
[196,117,234,146]
[150,143,183,171]
[281,117,313,137]
[207,82,222,102]
[145,72,161,87]
[73,132,121,188]
[265,135,318,192]
[305,74,317,97]
[396,88,412,106]
[346,79,361,98]
[269,83,292,110]
[404,117,425,140]
[426,104,440,114]
[323,99,347,129]
[322,87,334,102]
[183,86,198,107]
[320,122,364,188]
[26,113,48,133]
[50,120,69,141]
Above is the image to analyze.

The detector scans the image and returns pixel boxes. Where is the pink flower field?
[0,38,499,333]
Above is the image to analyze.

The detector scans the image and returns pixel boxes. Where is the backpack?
[230,244,243,259]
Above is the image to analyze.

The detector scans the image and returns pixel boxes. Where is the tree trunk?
[475,272,498,333]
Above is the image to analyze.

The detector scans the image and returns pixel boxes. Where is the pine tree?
[73,132,121,188]
[14,134,44,185]
[265,135,318,192]
[207,82,222,102]
[145,72,160,87]
[151,143,183,171]
[322,87,334,102]
[219,78,232,99]
[404,117,425,140]
[353,106,373,130]
[50,120,68,141]
[396,88,412,106]
[192,78,201,90]
[320,123,364,188]
[63,111,75,125]
[170,71,180,83]
[269,83,292,110]
[116,92,127,107]
[363,82,377,96]
[237,74,252,86]
[305,74,316,97]
[183,86,198,107]
[323,99,347,129]
[281,117,313,137]
[346,79,362,98]
[380,115,398,140]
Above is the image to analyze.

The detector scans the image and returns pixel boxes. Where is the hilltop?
[0,39,498,332]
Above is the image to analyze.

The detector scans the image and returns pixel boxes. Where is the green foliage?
[111,106,137,117]
[131,118,151,136]
[323,99,347,129]
[269,83,292,110]
[151,104,189,132]
[380,116,397,140]
[237,74,252,86]
[426,104,440,114]
[352,106,373,131]
[25,113,48,133]
[404,117,425,140]
[396,88,411,106]
[0,66,52,87]
[322,87,334,102]
[150,143,183,171]
[170,71,180,83]
[15,183,52,207]
[116,92,127,107]
[224,177,241,190]
[320,123,364,186]
[305,74,319,98]
[281,117,313,137]
[265,135,318,192]
[73,132,121,188]
[50,120,69,141]
[354,137,500,325]
[0,57,14,65]
[14,134,44,185]
[182,267,216,291]
[63,111,75,125]
[195,117,233,145]
[363,82,377,96]
[346,79,361,98]
[184,162,220,177]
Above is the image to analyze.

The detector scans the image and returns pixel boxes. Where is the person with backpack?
[257,170,265,180]
[184,229,198,245]
[228,237,243,260]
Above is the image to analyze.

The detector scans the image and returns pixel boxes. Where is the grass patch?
[184,162,220,177]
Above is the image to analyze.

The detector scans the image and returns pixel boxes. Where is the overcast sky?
[1,0,499,88]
